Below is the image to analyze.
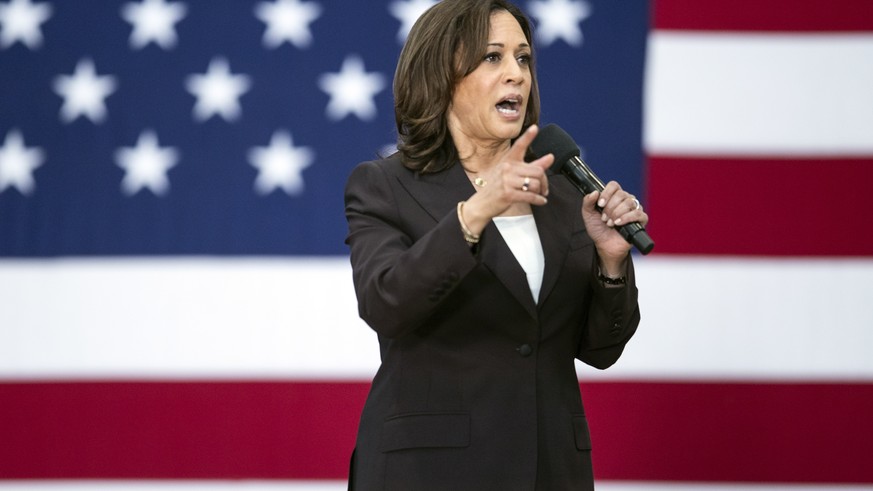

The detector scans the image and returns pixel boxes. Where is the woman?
[343,1,646,489]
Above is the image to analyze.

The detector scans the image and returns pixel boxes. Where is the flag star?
[0,0,52,50]
[115,130,179,196]
[318,55,386,122]
[52,58,118,124]
[185,57,251,122]
[387,0,436,43]
[0,129,44,195]
[254,0,321,49]
[248,130,313,196]
[527,0,591,47]
[120,0,187,50]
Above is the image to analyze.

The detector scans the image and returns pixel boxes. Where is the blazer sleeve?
[576,257,641,370]
[344,160,479,339]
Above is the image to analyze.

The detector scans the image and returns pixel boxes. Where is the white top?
[492,214,545,303]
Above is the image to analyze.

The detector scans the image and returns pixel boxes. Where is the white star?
[254,0,321,49]
[387,0,436,43]
[318,55,386,122]
[0,129,44,195]
[185,57,251,122]
[248,130,313,196]
[527,0,591,47]
[0,0,52,50]
[120,0,187,50]
[115,130,179,196]
[52,58,118,124]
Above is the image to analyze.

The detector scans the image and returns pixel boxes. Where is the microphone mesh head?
[529,124,580,172]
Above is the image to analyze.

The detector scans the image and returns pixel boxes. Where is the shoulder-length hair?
[393,0,540,173]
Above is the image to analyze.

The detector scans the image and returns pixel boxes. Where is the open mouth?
[496,96,522,115]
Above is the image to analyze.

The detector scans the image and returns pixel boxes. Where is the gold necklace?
[462,165,487,187]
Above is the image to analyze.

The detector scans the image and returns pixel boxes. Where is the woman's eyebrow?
[486,42,531,49]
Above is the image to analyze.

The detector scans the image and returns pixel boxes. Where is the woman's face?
[448,10,532,150]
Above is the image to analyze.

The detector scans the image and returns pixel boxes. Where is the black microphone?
[530,124,654,255]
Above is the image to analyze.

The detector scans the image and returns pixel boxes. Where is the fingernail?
[598,198,606,207]
[607,219,614,227]
[615,218,623,225]
[601,213,608,222]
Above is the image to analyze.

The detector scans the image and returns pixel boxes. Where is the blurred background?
[1,0,872,489]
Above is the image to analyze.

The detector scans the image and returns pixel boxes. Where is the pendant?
[474,177,487,187]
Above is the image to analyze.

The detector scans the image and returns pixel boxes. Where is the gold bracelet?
[457,201,480,244]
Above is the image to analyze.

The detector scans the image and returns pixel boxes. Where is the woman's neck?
[449,121,512,174]
[456,139,510,174]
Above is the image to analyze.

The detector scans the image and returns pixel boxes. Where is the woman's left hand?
[581,181,649,274]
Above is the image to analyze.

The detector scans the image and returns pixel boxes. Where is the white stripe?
[644,32,873,156]
[0,258,379,380]
[2,257,872,381]
[0,481,872,491]
[579,256,873,381]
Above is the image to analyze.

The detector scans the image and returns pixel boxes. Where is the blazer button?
[517,344,533,357]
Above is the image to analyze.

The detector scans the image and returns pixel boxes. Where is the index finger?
[505,124,539,162]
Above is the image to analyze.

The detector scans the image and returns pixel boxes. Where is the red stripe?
[585,381,873,483]
[645,156,873,256]
[0,381,369,479]
[653,0,873,32]
[2,380,873,482]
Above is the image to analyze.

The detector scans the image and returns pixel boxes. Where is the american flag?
[1,0,872,490]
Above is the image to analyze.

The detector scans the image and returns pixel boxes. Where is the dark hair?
[393,0,540,173]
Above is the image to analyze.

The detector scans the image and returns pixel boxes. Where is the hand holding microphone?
[530,124,654,255]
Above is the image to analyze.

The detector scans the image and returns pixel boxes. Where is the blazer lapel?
[478,221,539,319]
[395,163,539,319]
[395,161,473,221]
[532,187,572,307]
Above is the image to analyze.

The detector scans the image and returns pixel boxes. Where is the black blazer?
[344,153,640,491]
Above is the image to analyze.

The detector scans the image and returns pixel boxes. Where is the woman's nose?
[504,60,524,84]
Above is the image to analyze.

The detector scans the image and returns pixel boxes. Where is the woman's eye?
[484,52,501,63]
[517,54,531,66]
